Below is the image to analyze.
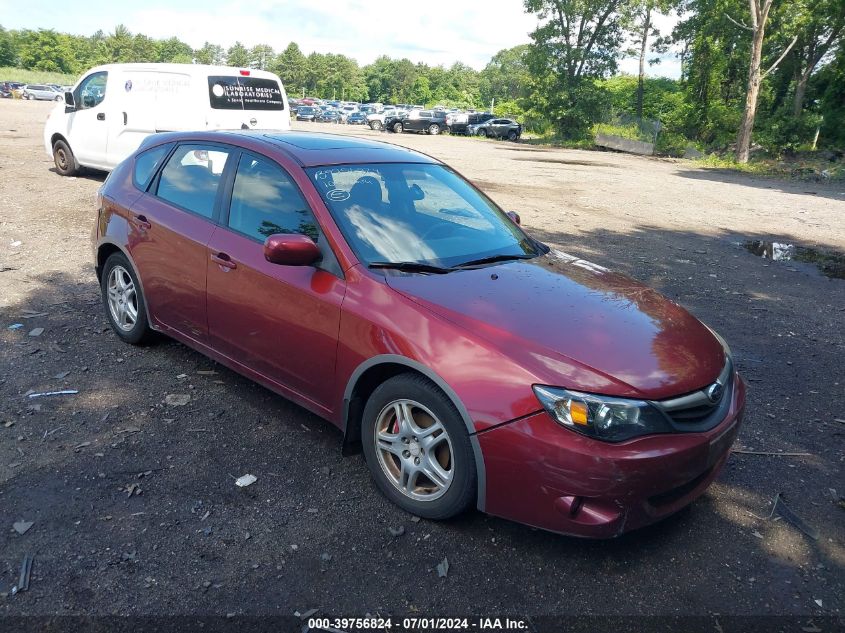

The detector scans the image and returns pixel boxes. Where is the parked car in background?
[382,111,409,133]
[468,118,523,141]
[93,129,744,538]
[319,109,342,124]
[367,108,405,131]
[339,104,359,123]
[449,112,495,135]
[391,109,449,135]
[23,84,64,101]
[0,82,14,98]
[346,111,367,125]
[296,105,319,122]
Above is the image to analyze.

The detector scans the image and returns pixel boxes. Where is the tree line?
[1,0,842,159]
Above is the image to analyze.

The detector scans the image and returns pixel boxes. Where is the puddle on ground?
[741,240,845,279]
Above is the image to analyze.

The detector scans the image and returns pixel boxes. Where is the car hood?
[384,250,725,400]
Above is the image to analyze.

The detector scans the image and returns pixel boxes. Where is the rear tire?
[52,139,79,177]
[361,373,476,520]
[428,124,440,135]
[507,130,518,141]
[101,252,154,345]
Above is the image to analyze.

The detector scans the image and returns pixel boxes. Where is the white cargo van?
[44,63,291,176]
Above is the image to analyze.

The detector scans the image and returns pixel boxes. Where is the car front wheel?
[361,374,476,519]
[52,139,79,177]
[392,122,404,133]
[101,253,153,345]
[477,128,487,137]
[370,120,383,131]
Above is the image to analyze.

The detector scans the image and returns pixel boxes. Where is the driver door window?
[76,72,107,109]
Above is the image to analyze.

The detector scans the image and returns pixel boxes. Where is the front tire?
[478,128,487,138]
[370,120,383,131]
[101,253,153,345]
[392,122,404,133]
[361,374,476,520]
[52,139,79,177]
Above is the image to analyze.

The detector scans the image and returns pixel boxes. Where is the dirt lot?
[1,99,843,620]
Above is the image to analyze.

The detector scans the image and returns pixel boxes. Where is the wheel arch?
[341,354,487,511]
[96,240,158,331]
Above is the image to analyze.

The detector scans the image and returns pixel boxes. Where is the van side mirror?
[64,92,76,112]
[264,234,321,266]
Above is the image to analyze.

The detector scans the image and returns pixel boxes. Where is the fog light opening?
[570,496,584,517]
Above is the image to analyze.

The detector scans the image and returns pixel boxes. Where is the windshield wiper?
[453,253,534,268]
[368,261,454,274]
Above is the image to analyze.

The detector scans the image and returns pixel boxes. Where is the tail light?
[239,69,250,76]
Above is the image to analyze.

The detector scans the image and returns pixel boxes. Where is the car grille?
[654,359,733,431]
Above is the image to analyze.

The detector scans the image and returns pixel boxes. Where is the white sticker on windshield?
[326,189,350,202]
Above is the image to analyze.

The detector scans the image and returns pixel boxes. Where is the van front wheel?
[53,140,79,177]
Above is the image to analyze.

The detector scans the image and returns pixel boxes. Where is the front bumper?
[477,373,746,538]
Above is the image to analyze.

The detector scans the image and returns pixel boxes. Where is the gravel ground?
[0,100,843,618]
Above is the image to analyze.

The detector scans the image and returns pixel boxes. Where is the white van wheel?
[53,140,79,177]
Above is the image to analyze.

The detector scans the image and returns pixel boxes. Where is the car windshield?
[307,163,539,268]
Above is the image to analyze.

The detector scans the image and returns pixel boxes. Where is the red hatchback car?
[93,131,745,537]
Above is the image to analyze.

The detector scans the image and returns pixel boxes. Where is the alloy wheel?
[107,265,138,332]
[374,399,454,502]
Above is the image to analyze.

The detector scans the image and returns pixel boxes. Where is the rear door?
[206,74,289,131]
[206,151,345,406]
[129,142,234,343]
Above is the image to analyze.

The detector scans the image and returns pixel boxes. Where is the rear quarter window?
[133,144,172,191]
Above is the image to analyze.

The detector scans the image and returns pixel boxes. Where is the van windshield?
[208,76,285,111]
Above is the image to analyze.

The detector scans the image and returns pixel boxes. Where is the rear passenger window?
[155,145,231,218]
[228,155,319,243]
[133,145,171,191]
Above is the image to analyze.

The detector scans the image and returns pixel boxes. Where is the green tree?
[249,44,274,70]
[194,41,225,65]
[226,41,249,67]
[523,0,628,137]
[271,42,307,95]
[409,75,432,105]
[0,25,17,66]
[158,37,193,63]
[479,45,532,106]
[624,0,678,118]
[17,29,76,72]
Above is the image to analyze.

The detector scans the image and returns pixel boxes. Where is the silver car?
[23,84,64,101]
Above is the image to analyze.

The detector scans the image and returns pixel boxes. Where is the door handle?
[97,112,105,121]
[123,112,127,125]
[211,252,237,270]
[129,214,151,230]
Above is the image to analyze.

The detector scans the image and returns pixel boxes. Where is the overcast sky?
[0,0,682,77]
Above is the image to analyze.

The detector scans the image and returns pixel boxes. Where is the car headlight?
[532,386,674,442]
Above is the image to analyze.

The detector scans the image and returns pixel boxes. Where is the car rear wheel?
[101,253,153,345]
[361,373,476,519]
[370,120,383,131]
[507,130,518,141]
[52,139,79,177]
[428,124,440,135]
[393,122,404,133]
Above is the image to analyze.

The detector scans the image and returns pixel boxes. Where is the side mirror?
[264,234,321,266]
[506,211,521,225]
[64,92,75,107]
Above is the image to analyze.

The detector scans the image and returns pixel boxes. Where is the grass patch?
[695,153,845,181]
[0,67,78,86]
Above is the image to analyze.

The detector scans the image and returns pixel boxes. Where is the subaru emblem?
[706,382,724,403]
